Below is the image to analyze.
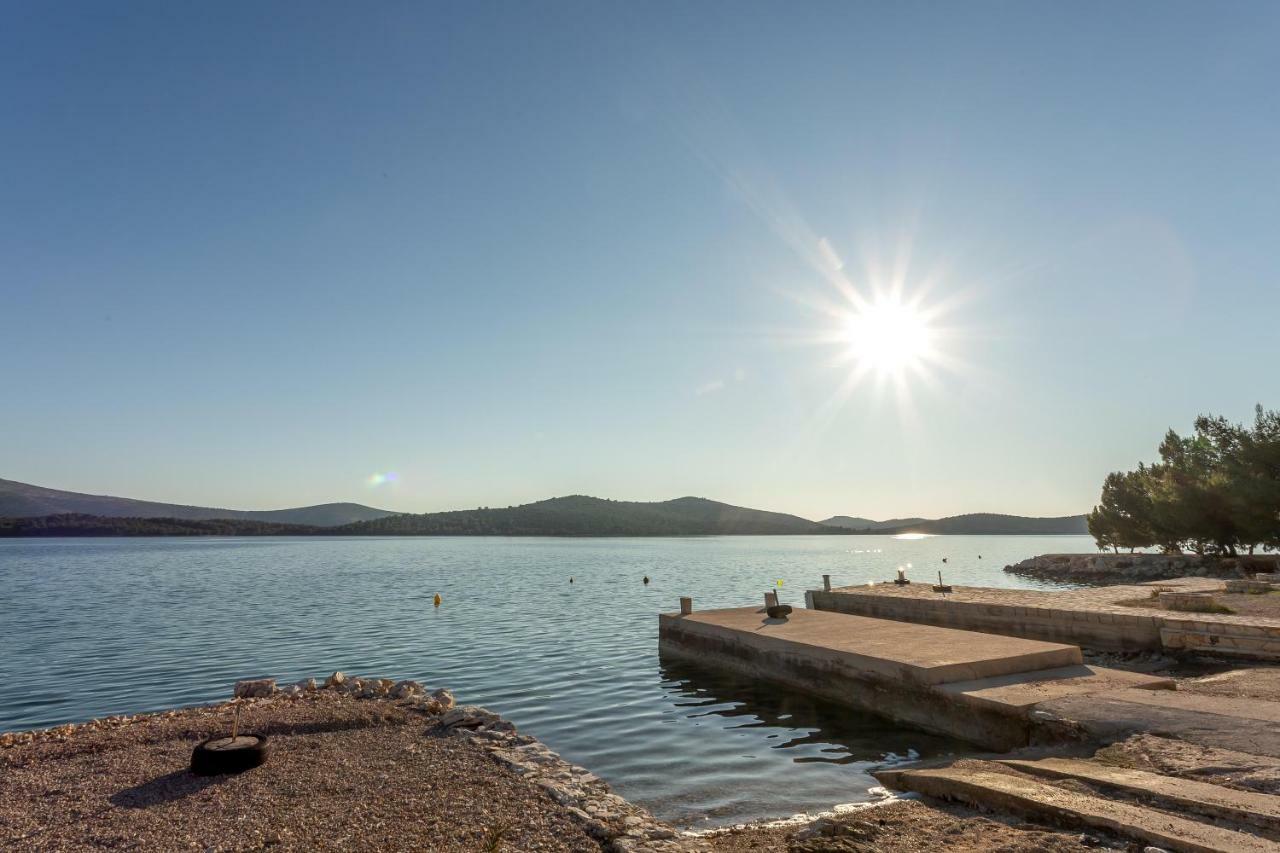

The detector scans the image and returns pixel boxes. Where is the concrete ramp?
[875,764,1278,853]
[997,757,1280,833]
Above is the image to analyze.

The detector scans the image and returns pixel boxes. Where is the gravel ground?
[0,692,601,852]
[703,798,1113,852]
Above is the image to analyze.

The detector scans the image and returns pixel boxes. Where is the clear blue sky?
[3,2,1277,520]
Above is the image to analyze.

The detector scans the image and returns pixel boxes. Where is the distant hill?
[887,513,1087,535]
[339,495,848,537]
[0,478,1088,537]
[0,478,396,527]
[821,515,927,531]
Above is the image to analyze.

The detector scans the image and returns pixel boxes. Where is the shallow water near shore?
[0,534,1085,827]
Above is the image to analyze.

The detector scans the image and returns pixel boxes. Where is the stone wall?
[808,590,1164,653]
[1004,553,1280,585]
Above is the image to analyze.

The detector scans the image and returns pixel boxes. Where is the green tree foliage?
[1087,468,1162,552]
[1088,406,1280,555]
[0,514,320,537]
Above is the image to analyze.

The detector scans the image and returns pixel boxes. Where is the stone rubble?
[232,677,277,698]
[1005,552,1280,584]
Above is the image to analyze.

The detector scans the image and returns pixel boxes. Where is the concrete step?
[998,757,1280,834]
[939,664,1174,715]
[874,764,1279,853]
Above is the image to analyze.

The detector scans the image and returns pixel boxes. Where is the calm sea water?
[0,534,1084,827]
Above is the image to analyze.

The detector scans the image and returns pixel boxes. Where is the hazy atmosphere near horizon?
[4,2,1278,521]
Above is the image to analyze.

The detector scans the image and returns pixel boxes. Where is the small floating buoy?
[570,577,574,584]
[433,593,442,607]
[643,576,650,585]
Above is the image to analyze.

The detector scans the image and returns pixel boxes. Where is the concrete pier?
[658,605,1170,750]
[809,579,1280,658]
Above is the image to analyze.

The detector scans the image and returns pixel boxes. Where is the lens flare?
[367,472,399,487]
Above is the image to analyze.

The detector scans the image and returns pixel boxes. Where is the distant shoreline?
[3,478,1089,537]
[0,515,1094,539]
[0,502,1089,538]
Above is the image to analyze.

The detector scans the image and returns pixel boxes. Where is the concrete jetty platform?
[809,578,1280,658]
[659,606,1170,750]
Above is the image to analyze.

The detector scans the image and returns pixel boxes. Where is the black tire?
[190,734,269,776]
[766,604,792,619]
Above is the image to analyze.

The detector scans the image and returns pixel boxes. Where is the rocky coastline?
[237,674,700,850]
[4,671,1229,852]
[1004,552,1280,584]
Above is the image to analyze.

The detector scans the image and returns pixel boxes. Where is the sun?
[842,296,934,376]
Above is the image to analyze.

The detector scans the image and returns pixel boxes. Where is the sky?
[3,2,1278,521]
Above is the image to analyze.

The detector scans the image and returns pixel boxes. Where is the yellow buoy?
[433,593,442,607]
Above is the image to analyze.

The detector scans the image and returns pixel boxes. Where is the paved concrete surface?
[1039,692,1280,758]
[1098,687,1280,723]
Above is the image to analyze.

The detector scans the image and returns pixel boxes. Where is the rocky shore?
[1005,552,1280,584]
[0,674,704,852]
[8,670,1242,852]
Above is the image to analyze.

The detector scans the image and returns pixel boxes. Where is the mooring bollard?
[822,574,831,592]
[679,596,693,616]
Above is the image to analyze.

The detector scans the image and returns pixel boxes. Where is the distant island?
[822,513,1088,535]
[0,478,1088,537]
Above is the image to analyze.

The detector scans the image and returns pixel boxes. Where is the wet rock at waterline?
[233,678,276,699]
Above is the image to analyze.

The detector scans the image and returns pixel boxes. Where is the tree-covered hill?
[0,513,320,537]
[881,513,1088,535]
[336,495,849,536]
[821,515,928,531]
